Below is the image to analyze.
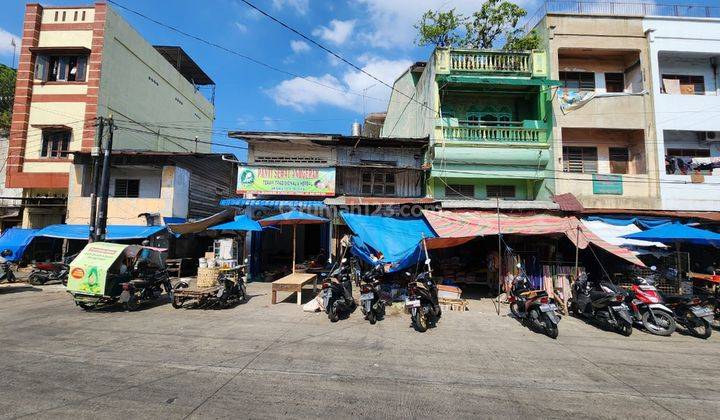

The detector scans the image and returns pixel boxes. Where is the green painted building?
[382,48,559,203]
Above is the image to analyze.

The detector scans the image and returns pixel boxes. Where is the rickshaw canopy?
[67,242,129,296]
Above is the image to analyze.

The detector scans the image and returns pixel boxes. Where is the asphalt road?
[1,281,719,419]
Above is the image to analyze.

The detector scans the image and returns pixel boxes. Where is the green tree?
[464,0,527,49]
[503,29,541,51]
[0,64,16,137]
[414,9,465,48]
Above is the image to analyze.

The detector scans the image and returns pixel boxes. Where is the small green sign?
[592,174,623,195]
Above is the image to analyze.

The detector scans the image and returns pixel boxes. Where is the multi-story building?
[537,8,660,210]
[8,3,215,227]
[644,16,720,211]
[382,48,558,208]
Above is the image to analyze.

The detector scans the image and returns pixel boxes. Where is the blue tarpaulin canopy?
[259,210,328,226]
[208,215,263,232]
[35,225,166,241]
[0,228,39,262]
[586,216,673,229]
[622,223,720,246]
[220,198,327,210]
[341,213,438,272]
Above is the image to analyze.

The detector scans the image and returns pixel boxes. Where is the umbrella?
[623,223,720,284]
[208,215,263,232]
[259,210,329,273]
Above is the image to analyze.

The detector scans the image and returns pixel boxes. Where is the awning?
[623,223,720,247]
[220,198,327,210]
[437,74,562,87]
[585,216,673,229]
[0,228,39,262]
[167,209,234,235]
[208,215,263,232]
[341,213,471,272]
[35,225,166,240]
[423,210,645,266]
[581,219,668,249]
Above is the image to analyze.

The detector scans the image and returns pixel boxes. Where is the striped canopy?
[422,210,645,267]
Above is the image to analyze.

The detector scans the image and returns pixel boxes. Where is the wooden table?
[271,273,318,305]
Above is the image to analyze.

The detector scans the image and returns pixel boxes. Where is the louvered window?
[563,146,598,173]
[114,179,140,198]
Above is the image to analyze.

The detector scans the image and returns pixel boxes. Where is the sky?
[0,0,717,158]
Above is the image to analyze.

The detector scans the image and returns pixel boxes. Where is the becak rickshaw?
[67,242,172,311]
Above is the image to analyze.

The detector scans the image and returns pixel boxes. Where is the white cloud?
[0,28,21,56]
[262,116,277,128]
[234,22,248,33]
[290,40,311,54]
[356,0,540,49]
[267,57,412,113]
[272,0,310,15]
[312,19,356,45]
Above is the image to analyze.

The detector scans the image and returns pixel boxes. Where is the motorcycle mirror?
[405,272,411,276]
[650,265,657,271]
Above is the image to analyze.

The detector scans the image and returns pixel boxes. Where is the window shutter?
[76,56,87,81]
[35,55,48,81]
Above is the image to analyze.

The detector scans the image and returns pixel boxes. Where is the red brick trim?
[6,4,43,189]
[81,2,106,150]
[40,22,94,31]
[32,94,89,103]
[6,172,70,189]
[23,158,73,163]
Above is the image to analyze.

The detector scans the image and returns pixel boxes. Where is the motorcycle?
[664,294,714,339]
[626,274,676,336]
[359,264,386,325]
[508,273,560,339]
[321,258,356,322]
[28,253,76,286]
[0,249,16,283]
[405,262,441,332]
[119,265,173,311]
[173,262,248,309]
[570,273,634,336]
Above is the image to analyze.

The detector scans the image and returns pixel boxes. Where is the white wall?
[644,17,720,211]
[107,167,162,198]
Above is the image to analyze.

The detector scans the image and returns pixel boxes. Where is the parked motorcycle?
[28,253,76,286]
[0,249,16,283]
[508,273,560,339]
[405,264,441,332]
[626,274,676,336]
[663,294,713,339]
[570,273,634,336]
[359,264,386,325]
[321,258,356,322]
[119,266,173,311]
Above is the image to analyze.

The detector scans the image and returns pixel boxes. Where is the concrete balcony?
[435,48,548,78]
[438,123,548,144]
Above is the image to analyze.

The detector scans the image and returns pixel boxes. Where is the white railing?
[449,50,532,74]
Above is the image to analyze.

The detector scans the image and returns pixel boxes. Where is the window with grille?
[114,179,140,198]
[605,73,624,93]
[559,71,595,91]
[609,147,629,174]
[254,155,328,164]
[360,171,396,196]
[486,185,516,199]
[445,184,474,199]
[563,146,598,173]
[35,54,88,82]
[41,130,70,158]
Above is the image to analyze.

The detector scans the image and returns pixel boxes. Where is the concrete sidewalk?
[0,281,718,419]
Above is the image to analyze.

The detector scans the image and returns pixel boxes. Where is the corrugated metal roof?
[220,198,327,209]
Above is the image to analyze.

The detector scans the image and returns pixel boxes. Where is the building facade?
[382,48,557,205]
[644,17,720,211]
[8,3,215,227]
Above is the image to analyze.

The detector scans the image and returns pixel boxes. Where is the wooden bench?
[271,273,317,305]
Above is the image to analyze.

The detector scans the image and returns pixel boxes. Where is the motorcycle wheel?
[28,273,47,286]
[328,303,339,323]
[642,310,676,336]
[124,295,139,312]
[377,302,386,320]
[367,311,376,325]
[171,296,184,309]
[689,317,712,339]
[78,302,93,311]
[616,319,633,337]
[510,302,521,319]
[542,313,559,339]
[412,310,429,332]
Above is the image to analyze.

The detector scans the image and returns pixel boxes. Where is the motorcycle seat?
[663,295,690,304]
[589,290,612,301]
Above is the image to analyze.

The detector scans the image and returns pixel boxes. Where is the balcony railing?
[449,50,532,75]
[442,124,547,143]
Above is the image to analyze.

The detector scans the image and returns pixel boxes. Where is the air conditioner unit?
[699,131,719,143]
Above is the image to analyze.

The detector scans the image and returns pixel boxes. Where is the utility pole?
[88,117,104,242]
[95,115,114,242]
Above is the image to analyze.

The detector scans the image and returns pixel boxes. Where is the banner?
[67,242,127,296]
[236,166,335,196]
[593,174,623,195]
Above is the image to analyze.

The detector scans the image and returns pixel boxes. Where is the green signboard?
[236,166,335,196]
[67,242,127,296]
[592,174,623,195]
